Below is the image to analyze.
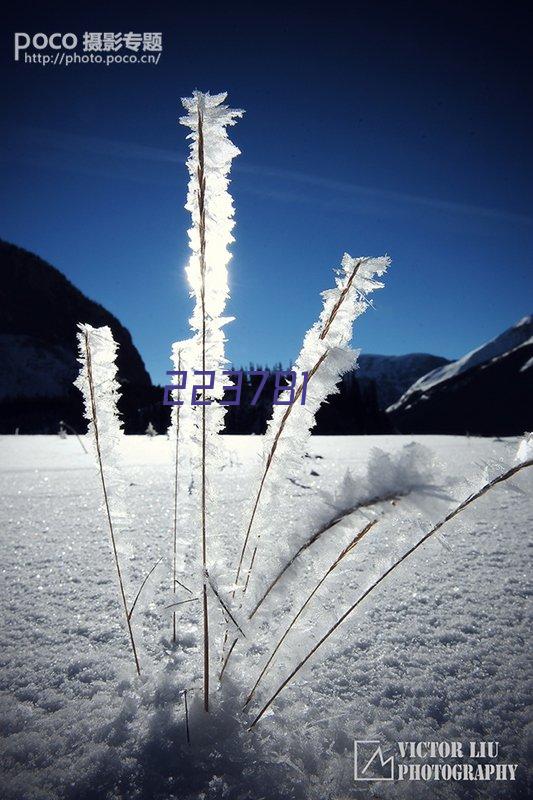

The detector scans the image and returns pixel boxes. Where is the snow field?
[0,434,531,799]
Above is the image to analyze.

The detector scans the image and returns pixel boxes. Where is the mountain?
[388,316,533,413]
[355,353,451,408]
[0,240,160,434]
[387,317,533,435]
[0,239,151,401]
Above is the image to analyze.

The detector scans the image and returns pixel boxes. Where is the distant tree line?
[0,366,391,436]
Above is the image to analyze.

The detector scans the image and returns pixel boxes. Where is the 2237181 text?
[163,369,310,406]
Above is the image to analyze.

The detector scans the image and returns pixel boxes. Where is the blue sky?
[1,2,532,384]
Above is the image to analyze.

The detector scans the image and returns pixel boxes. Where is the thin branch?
[128,556,163,621]
[165,597,200,609]
[244,519,376,708]
[248,458,533,728]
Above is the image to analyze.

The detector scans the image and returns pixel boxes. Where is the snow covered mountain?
[388,315,533,412]
[355,353,450,408]
[387,317,533,435]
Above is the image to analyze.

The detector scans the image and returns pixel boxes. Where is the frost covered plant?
[74,324,141,675]
[178,91,244,711]
[168,342,185,645]
[235,254,390,594]
[246,434,533,727]
[221,253,390,674]
[68,90,533,750]
[248,442,440,621]
[167,338,197,644]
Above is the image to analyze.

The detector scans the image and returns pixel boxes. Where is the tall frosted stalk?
[180,91,243,710]
[74,324,140,675]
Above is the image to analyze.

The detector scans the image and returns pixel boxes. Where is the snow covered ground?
[0,435,531,799]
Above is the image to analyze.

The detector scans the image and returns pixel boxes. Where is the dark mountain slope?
[356,353,451,408]
[0,239,151,400]
[0,240,158,433]
[387,339,533,436]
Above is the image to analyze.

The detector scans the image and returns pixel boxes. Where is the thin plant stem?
[221,353,329,674]
[232,350,328,597]
[197,104,210,712]
[59,420,88,453]
[84,331,141,676]
[244,519,376,707]
[206,571,246,638]
[219,638,237,680]
[129,556,163,620]
[248,458,533,728]
[184,689,191,745]
[165,597,199,609]
[175,578,193,594]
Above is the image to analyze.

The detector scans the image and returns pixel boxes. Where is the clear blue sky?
[1,2,532,384]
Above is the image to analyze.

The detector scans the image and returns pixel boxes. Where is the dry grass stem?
[235,259,364,599]
[206,571,246,638]
[184,689,191,745]
[129,556,163,621]
[223,262,365,677]
[165,597,199,610]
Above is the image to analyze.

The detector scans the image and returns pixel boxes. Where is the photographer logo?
[354,740,518,783]
[354,741,395,781]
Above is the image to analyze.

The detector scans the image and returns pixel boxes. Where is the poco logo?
[14,32,78,61]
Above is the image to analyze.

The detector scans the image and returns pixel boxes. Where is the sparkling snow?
[0,435,531,799]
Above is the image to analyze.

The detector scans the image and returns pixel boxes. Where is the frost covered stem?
[318,259,363,341]
[222,262,365,678]
[244,520,376,708]
[197,106,210,712]
[221,356,326,677]
[235,259,363,595]
[83,331,141,676]
[248,458,533,728]
[233,349,329,594]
